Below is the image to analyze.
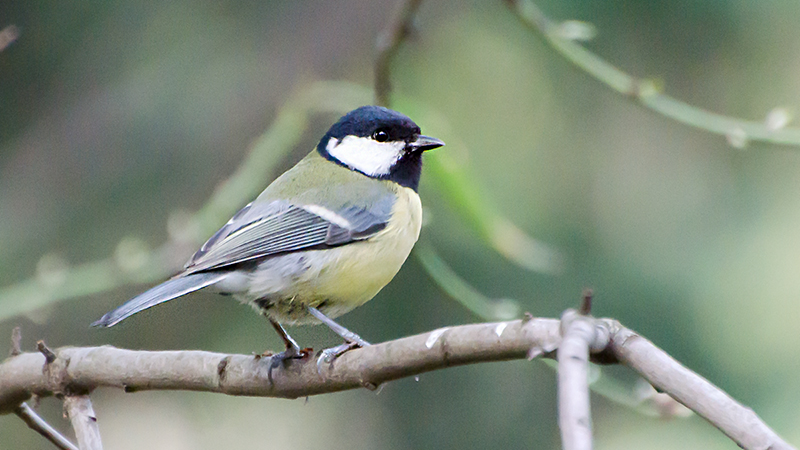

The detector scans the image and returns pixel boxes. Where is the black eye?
[372,129,389,142]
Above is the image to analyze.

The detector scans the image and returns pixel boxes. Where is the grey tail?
[91,272,227,327]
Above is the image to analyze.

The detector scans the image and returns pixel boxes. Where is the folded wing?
[183,196,395,274]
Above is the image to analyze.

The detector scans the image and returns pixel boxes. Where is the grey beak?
[408,135,445,152]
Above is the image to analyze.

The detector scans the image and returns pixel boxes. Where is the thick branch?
[0,319,561,412]
[0,319,793,450]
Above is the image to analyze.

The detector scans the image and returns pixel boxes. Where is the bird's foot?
[266,345,311,384]
[265,318,311,383]
[304,306,371,374]
[315,339,370,374]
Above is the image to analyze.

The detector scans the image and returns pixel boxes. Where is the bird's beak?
[408,135,445,152]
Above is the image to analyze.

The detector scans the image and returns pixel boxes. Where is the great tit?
[93,105,444,370]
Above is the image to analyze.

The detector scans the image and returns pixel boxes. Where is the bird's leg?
[270,318,302,353]
[307,306,370,371]
[307,306,370,347]
[266,318,304,383]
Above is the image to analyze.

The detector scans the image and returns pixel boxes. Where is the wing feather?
[183,196,394,274]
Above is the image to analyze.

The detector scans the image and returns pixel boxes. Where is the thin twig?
[0,25,19,53]
[14,402,78,450]
[37,340,57,364]
[10,327,22,357]
[63,396,102,450]
[578,289,592,315]
[505,0,800,147]
[374,0,425,106]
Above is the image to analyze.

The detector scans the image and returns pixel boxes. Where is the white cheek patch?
[326,135,405,176]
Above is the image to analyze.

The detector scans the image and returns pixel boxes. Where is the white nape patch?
[302,204,351,228]
[326,135,405,176]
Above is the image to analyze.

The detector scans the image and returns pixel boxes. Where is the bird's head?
[317,106,444,191]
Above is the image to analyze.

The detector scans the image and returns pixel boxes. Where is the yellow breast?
[254,185,423,324]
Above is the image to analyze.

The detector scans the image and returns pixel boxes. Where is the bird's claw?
[315,340,370,375]
[266,347,311,384]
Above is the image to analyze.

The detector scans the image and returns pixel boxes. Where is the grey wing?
[183,196,394,274]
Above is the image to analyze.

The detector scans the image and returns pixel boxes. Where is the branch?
[9,327,21,357]
[558,293,603,450]
[13,402,78,450]
[558,311,593,450]
[505,0,800,148]
[0,318,793,450]
[374,0,425,106]
[63,396,102,450]
[609,325,795,450]
[0,319,561,411]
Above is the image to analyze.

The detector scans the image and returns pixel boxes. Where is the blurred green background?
[2,0,800,448]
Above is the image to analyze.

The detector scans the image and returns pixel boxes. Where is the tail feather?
[92,272,227,327]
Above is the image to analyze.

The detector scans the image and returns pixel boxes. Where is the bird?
[93,105,444,374]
